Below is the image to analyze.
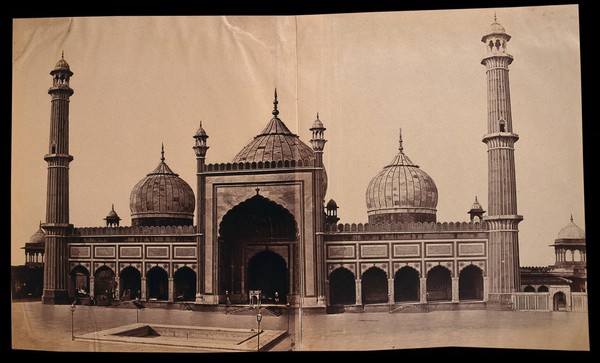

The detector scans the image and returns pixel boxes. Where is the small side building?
[11,226,46,298]
[517,216,587,312]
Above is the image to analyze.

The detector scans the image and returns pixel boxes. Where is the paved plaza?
[11,300,590,353]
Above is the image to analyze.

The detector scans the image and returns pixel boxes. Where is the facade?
[18,18,585,312]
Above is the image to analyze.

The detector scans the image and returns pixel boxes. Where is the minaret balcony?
[48,85,74,95]
[44,153,74,163]
[482,132,519,145]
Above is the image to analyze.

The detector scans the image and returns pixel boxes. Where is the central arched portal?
[218,193,297,304]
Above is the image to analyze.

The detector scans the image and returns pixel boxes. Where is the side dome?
[29,225,46,244]
[232,90,315,163]
[365,129,438,224]
[50,52,73,76]
[481,17,511,42]
[104,204,121,227]
[54,58,70,71]
[488,22,506,34]
[129,146,195,226]
[557,216,585,240]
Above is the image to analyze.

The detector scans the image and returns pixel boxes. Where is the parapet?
[324,221,487,233]
[205,158,316,172]
[73,225,197,236]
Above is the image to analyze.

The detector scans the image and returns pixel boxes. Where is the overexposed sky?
[12,5,584,267]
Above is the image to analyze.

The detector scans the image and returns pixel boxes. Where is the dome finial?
[316,112,319,120]
[399,127,404,153]
[475,195,479,203]
[272,88,279,117]
[111,203,115,212]
[570,214,574,223]
[494,11,497,23]
[161,143,165,162]
[61,50,64,60]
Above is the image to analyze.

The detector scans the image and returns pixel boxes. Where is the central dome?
[232,90,315,163]
[129,146,195,226]
[366,130,438,224]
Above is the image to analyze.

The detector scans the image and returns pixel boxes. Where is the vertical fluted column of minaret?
[193,121,209,297]
[310,113,327,305]
[42,53,74,304]
[481,18,523,296]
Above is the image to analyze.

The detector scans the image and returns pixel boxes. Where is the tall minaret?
[309,112,327,305]
[481,17,523,297]
[42,53,74,304]
[193,120,209,297]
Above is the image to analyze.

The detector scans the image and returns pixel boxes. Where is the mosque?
[14,18,587,312]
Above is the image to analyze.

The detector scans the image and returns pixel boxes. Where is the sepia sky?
[11,5,584,267]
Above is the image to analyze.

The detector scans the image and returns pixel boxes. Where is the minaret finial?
[61,50,64,60]
[316,112,319,120]
[272,88,279,117]
[494,11,497,23]
[111,203,115,212]
[161,143,165,162]
[398,127,404,152]
[475,195,479,202]
[570,214,574,222]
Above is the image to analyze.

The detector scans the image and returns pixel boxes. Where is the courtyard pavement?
[11,300,590,353]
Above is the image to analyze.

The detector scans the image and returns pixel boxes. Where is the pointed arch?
[553,291,567,311]
[94,265,115,303]
[247,250,288,303]
[362,267,388,304]
[394,266,420,302]
[120,266,141,300]
[329,267,356,305]
[219,193,298,240]
[459,264,484,300]
[70,265,90,296]
[147,266,168,300]
[174,266,196,301]
[426,265,452,301]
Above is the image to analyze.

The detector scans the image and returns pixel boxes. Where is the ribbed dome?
[481,18,511,43]
[365,130,438,224]
[129,147,195,226]
[311,115,324,130]
[557,216,585,240]
[53,52,71,71]
[55,58,70,70]
[232,91,315,163]
[29,226,46,244]
[488,22,506,34]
